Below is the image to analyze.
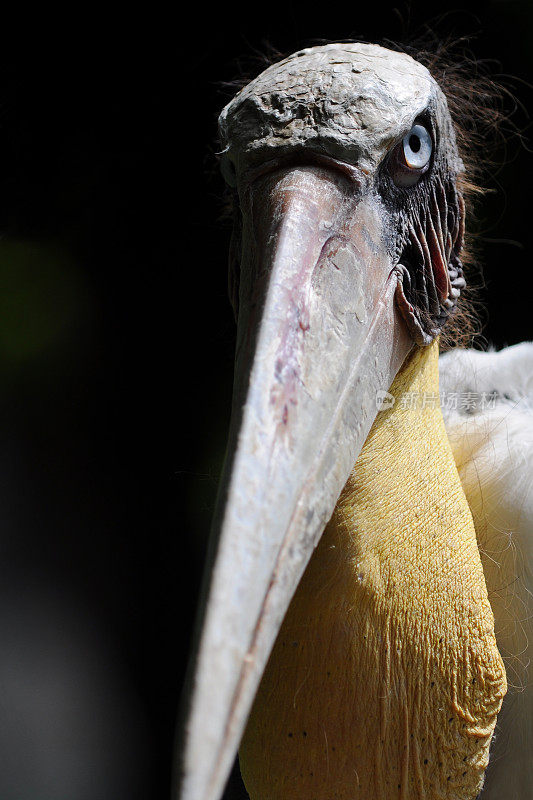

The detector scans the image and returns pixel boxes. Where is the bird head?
[179,43,473,800]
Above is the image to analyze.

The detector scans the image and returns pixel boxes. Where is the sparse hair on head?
[386,32,521,349]
[218,32,522,350]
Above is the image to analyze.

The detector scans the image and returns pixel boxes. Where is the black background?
[0,2,531,798]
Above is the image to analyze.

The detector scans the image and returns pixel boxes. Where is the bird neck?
[239,341,506,800]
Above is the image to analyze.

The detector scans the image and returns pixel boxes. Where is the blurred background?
[0,1,530,798]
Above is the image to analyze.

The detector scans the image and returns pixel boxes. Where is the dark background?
[0,2,530,798]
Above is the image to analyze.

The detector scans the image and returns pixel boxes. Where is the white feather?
[440,343,533,799]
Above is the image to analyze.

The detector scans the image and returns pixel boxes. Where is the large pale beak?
[178,162,412,800]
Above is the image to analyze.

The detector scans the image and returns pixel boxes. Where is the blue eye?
[390,122,433,188]
[402,124,432,170]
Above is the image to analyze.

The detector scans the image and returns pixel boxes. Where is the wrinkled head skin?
[220,42,466,344]
[178,43,505,800]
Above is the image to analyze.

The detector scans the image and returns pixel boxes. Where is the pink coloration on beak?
[177,163,412,800]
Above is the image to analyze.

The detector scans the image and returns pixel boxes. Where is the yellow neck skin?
[240,342,506,800]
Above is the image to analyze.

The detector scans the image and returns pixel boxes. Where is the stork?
[178,42,532,800]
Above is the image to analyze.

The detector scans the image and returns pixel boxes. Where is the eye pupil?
[409,134,421,153]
